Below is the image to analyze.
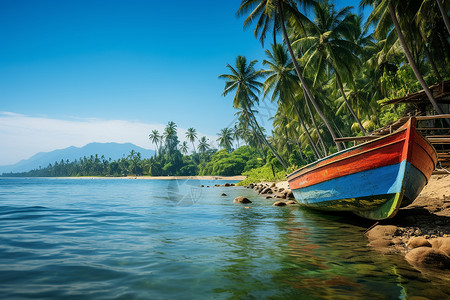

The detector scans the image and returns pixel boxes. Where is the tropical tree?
[179,141,189,155]
[127,150,142,175]
[238,0,343,151]
[198,136,210,156]
[362,0,445,115]
[262,43,322,159]
[219,55,288,168]
[185,127,198,153]
[294,2,367,134]
[217,127,234,153]
[435,0,450,35]
[149,130,161,155]
[163,121,178,153]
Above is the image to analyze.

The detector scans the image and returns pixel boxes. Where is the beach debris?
[233,196,252,204]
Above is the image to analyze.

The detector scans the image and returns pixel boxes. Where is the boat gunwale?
[286,127,408,182]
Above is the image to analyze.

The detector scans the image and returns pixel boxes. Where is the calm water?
[0,178,449,299]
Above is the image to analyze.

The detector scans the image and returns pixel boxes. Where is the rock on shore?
[365,174,450,270]
[246,182,297,206]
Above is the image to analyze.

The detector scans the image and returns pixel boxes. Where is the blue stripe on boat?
[291,160,427,206]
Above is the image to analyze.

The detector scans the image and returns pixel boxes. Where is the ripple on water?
[0,178,449,299]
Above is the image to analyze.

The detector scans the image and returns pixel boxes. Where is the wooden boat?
[287,117,438,220]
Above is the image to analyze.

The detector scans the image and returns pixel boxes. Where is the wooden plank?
[428,138,450,143]
[416,114,450,120]
[334,136,380,142]
[425,135,450,138]
[417,128,450,131]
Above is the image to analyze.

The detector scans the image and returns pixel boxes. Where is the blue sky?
[0,0,366,165]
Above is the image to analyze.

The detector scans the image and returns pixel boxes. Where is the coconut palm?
[294,2,367,134]
[435,0,450,35]
[163,121,178,153]
[362,0,445,115]
[149,130,161,155]
[185,127,198,153]
[238,0,343,151]
[197,136,210,155]
[219,55,288,168]
[180,141,189,155]
[217,128,234,153]
[233,123,242,148]
[262,43,322,159]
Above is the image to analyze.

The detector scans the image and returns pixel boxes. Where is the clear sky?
[0,0,365,165]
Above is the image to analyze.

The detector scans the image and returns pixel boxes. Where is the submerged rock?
[273,201,287,207]
[234,196,252,204]
[221,193,227,196]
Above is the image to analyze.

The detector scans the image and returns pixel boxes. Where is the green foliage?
[237,164,293,187]
[199,146,263,176]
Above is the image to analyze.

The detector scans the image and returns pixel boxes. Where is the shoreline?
[257,174,450,269]
[29,175,247,181]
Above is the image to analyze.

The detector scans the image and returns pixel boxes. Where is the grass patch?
[237,164,291,186]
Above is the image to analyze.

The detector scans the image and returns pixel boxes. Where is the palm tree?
[149,130,161,155]
[180,141,189,155]
[197,136,210,155]
[185,127,198,153]
[217,128,234,153]
[219,55,288,168]
[233,123,242,148]
[262,43,322,159]
[295,2,367,134]
[237,0,281,46]
[163,121,178,153]
[362,0,445,115]
[435,0,450,35]
[238,0,343,151]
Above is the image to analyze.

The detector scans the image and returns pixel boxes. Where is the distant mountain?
[0,143,155,175]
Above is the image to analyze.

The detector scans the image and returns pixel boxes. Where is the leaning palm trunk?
[388,2,444,115]
[436,0,450,35]
[419,31,443,82]
[336,75,367,135]
[304,93,328,156]
[278,2,342,151]
[291,97,321,160]
[248,109,289,169]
